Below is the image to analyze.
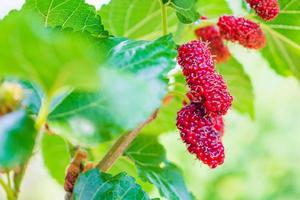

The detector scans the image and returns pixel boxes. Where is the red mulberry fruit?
[217,15,266,49]
[186,70,233,116]
[195,26,231,63]
[246,0,280,21]
[176,103,225,168]
[212,116,224,136]
[177,40,215,71]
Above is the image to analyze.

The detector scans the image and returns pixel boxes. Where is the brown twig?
[96,110,158,172]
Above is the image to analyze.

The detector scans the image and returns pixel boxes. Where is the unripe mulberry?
[195,26,231,63]
[177,40,215,71]
[176,103,225,168]
[246,0,280,21]
[186,70,233,116]
[217,16,266,49]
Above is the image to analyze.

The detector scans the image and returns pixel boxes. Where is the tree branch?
[96,110,158,172]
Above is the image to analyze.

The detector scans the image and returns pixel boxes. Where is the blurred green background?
[1,1,300,200]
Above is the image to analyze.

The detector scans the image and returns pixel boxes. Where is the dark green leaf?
[0,12,103,93]
[24,0,108,37]
[73,169,150,200]
[125,136,192,200]
[0,110,37,169]
[48,35,177,145]
[166,0,200,24]
[217,57,255,118]
[98,0,177,40]
[261,0,300,79]
[41,134,71,185]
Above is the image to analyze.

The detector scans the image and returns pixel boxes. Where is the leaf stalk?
[159,0,168,35]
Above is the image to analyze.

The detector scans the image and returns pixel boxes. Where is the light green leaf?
[125,136,193,200]
[197,0,232,17]
[0,12,103,93]
[217,57,255,118]
[143,74,187,135]
[166,0,200,24]
[73,169,150,200]
[41,134,71,185]
[24,0,108,37]
[98,0,177,40]
[142,96,181,135]
[47,35,177,145]
[261,0,300,79]
[0,110,37,169]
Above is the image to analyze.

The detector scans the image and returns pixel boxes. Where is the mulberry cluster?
[195,26,231,63]
[246,0,280,21]
[217,15,266,49]
[176,40,232,168]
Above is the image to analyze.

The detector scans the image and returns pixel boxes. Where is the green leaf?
[166,0,200,24]
[217,57,255,118]
[0,110,37,169]
[24,0,108,37]
[261,0,300,79]
[41,134,71,185]
[73,169,150,200]
[20,80,43,115]
[174,0,232,44]
[47,35,177,145]
[197,0,232,17]
[125,136,192,200]
[98,0,177,40]
[143,74,188,135]
[0,12,103,93]
[142,96,181,135]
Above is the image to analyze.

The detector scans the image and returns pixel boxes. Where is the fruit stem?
[159,0,168,35]
[96,110,158,172]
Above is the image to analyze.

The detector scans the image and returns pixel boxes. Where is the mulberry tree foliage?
[0,0,299,199]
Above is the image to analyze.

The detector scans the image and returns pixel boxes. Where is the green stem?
[159,0,168,35]
[6,172,12,190]
[0,177,15,200]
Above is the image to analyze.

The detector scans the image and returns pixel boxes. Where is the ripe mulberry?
[177,40,215,71]
[246,0,280,21]
[185,69,233,116]
[212,116,224,136]
[176,103,225,168]
[195,26,231,63]
[217,15,266,49]
[178,40,233,116]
